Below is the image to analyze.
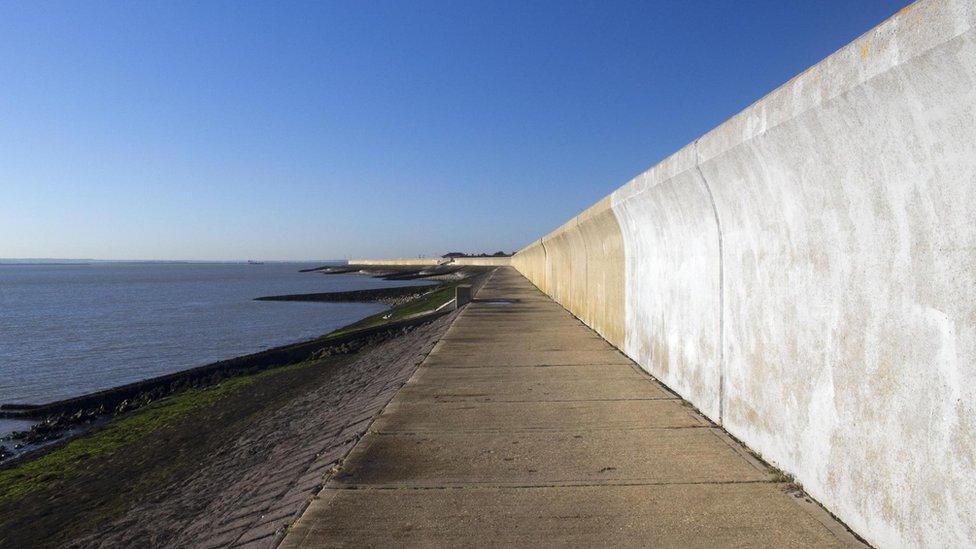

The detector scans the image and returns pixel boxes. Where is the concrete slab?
[282,268,861,548]
[411,363,648,383]
[435,338,616,352]
[422,349,634,367]
[371,399,706,433]
[398,376,672,402]
[283,484,853,548]
[332,428,768,487]
[442,329,606,340]
[440,318,593,326]
[456,310,571,315]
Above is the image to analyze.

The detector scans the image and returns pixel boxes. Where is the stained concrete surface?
[282,268,862,548]
[512,2,976,544]
[396,375,671,401]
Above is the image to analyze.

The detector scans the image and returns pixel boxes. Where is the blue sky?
[0,0,908,261]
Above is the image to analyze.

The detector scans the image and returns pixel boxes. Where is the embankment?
[448,257,512,266]
[347,257,512,267]
[0,269,497,545]
[255,285,436,306]
[0,313,458,548]
[347,258,447,266]
[513,1,975,546]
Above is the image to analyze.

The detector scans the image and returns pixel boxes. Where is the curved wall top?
[513,1,976,546]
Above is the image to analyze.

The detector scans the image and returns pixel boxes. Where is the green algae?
[0,363,309,503]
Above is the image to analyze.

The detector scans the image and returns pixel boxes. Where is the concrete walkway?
[282,268,861,548]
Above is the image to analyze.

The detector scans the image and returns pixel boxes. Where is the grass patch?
[0,362,307,504]
[769,467,795,484]
[327,279,465,337]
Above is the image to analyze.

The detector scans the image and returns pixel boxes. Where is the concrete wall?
[450,257,512,266]
[347,259,447,266]
[513,1,976,546]
[516,197,627,347]
[348,257,511,267]
[511,240,547,293]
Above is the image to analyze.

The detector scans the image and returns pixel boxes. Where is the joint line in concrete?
[694,139,725,425]
[539,238,549,291]
[576,216,589,307]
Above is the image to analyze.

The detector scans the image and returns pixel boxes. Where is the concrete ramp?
[282,268,861,547]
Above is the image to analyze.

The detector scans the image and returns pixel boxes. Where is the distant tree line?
[442,251,511,258]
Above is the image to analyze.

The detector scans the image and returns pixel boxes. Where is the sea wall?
[512,1,976,546]
[347,259,447,266]
[349,257,512,267]
[450,257,512,266]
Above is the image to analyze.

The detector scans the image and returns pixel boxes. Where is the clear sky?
[0,0,909,261]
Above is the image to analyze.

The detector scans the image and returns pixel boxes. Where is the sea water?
[0,262,424,414]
